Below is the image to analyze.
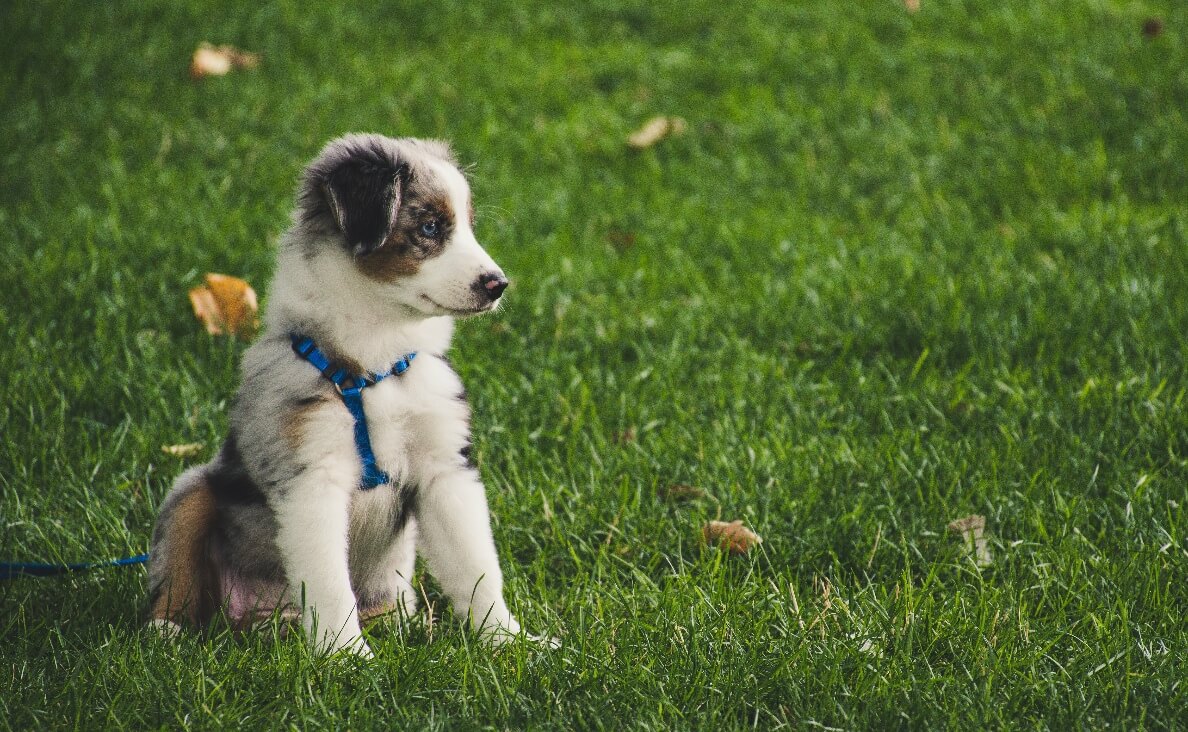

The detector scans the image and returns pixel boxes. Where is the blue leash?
[1,553,148,580]
[290,333,416,490]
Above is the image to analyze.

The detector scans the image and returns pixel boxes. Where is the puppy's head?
[298,134,507,317]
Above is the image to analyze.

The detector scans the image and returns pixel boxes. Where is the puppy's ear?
[320,158,405,256]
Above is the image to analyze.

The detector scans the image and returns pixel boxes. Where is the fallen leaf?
[189,272,259,338]
[947,514,992,567]
[627,116,687,149]
[188,287,222,335]
[162,442,204,458]
[1142,17,1164,39]
[659,484,706,501]
[703,519,763,555]
[607,228,637,250]
[904,0,920,11]
[190,43,261,79]
[614,427,637,444]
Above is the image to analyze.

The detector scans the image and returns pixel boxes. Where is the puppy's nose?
[478,272,509,301]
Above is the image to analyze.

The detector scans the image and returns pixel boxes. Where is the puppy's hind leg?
[147,467,219,635]
[355,520,419,627]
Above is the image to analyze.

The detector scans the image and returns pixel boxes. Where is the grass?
[2,0,1186,728]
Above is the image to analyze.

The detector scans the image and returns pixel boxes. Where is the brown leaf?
[190,43,261,79]
[946,515,984,534]
[904,0,920,12]
[1142,17,1164,39]
[162,442,204,458]
[607,228,637,250]
[188,286,222,335]
[614,427,637,444]
[702,520,763,555]
[627,116,687,149]
[659,484,706,501]
[947,514,992,567]
[189,272,259,338]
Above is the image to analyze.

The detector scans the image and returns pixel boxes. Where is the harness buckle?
[336,381,363,397]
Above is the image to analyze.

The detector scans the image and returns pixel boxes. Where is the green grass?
[2,0,1187,728]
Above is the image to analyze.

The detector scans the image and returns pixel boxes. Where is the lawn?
[2,1,1186,728]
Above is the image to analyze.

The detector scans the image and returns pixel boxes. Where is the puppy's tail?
[147,467,220,630]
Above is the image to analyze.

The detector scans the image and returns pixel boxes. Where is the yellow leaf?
[627,116,687,149]
[702,519,762,555]
[190,43,261,79]
[162,442,204,458]
[189,273,258,338]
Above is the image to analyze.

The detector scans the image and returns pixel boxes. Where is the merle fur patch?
[207,431,267,506]
[300,136,410,255]
[298,135,461,279]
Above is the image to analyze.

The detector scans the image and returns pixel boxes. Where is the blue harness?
[290,333,416,489]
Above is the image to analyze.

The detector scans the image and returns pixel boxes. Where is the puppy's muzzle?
[476,272,509,302]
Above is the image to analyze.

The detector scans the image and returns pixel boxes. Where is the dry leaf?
[189,272,259,338]
[904,0,920,12]
[702,520,762,555]
[188,286,222,334]
[627,116,687,149]
[659,484,706,501]
[614,427,637,444]
[947,514,992,567]
[190,43,261,79]
[162,442,204,458]
[1142,17,1164,39]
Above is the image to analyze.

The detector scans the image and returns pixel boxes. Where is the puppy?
[148,134,538,656]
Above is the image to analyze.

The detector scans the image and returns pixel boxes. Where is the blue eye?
[419,220,440,238]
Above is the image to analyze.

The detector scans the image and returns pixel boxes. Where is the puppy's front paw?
[322,633,373,659]
[343,637,375,659]
[308,619,372,658]
[484,629,561,649]
[476,617,560,649]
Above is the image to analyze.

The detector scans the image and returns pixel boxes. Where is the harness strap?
[339,384,390,489]
[290,334,416,490]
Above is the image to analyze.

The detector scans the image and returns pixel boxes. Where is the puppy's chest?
[358,365,469,480]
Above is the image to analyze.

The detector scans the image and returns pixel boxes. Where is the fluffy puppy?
[148,134,537,656]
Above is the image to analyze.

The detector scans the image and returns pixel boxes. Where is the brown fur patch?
[357,237,423,280]
[282,396,330,451]
[149,479,218,626]
[359,602,399,626]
